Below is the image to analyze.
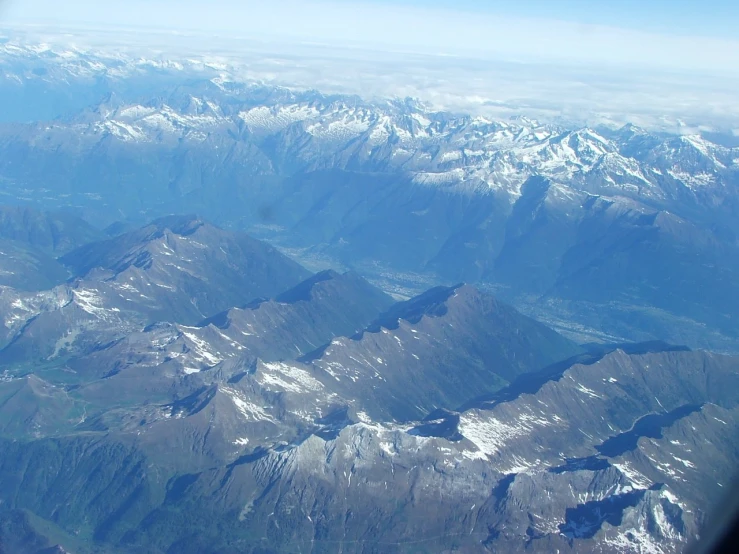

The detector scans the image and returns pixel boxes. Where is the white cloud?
[4,0,739,76]
[2,2,739,132]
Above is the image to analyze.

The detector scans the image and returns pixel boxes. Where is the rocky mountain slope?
[0,238,68,291]
[0,215,310,364]
[0,205,102,255]
[0,343,735,553]
[0,218,734,553]
[0,39,736,554]
[60,269,395,391]
[296,283,581,420]
[0,205,103,290]
[0,253,735,553]
[58,214,311,323]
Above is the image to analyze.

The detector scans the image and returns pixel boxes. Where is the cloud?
[3,3,739,132]
[4,0,739,77]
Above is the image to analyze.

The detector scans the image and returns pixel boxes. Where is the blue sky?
[6,0,737,39]
[371,0,739,39]
[2,0,738,73]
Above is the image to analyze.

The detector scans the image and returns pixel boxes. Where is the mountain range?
[0,37,736,554]
[0,40,737,352]
[0,211,734,553]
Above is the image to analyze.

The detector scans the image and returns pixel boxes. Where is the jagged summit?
[295,284,580,420]
[368,283,463,331]
[275,269,344,303]
[54,216,310,324]
[40,267,396,384]
[59,214,207,275]
[148,213,204,235]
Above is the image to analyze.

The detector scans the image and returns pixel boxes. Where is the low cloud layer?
[4,0,739,76]
[2,22,739,133]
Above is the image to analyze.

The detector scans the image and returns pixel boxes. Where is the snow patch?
[459,410,552,456]
[259,361,323,393]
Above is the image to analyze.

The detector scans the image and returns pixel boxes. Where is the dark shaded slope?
[458,340,691,412]
[0,205,101,254]
[303,284,581,420]
[0,239,69,290]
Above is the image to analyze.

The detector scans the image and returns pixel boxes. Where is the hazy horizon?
[3,0,739,74]
[1,0,739,133]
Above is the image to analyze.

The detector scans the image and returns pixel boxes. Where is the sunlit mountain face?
[0,25,737,554]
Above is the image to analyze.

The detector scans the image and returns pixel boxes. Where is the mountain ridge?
[0,78,736,348]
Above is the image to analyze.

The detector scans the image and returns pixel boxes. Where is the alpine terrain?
[0,29,735,554]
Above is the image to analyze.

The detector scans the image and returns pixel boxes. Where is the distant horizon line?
[2,20,736,80]
[1,22,739,136]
